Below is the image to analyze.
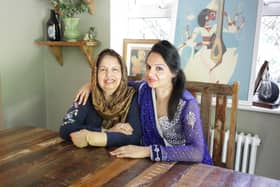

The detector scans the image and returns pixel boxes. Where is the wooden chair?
[186,81,239,169]
[128,74,142,81]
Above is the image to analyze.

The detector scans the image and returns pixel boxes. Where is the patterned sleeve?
[59,98,101,141]
[150,99,205,162]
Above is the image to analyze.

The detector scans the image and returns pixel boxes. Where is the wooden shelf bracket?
[80,45,94,66]
[36,40,100,67]
[48,46,63,66]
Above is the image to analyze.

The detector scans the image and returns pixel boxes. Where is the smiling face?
[97,55,122,97]
[145,52,175,89]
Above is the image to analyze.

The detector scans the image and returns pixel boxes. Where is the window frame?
[248,0,264,103]
[248,0,280,101]
[247,0,280,113]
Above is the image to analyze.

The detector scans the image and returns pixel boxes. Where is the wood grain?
[0,127,279,187]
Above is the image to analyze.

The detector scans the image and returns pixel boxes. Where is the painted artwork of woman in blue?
[177,0,245,83]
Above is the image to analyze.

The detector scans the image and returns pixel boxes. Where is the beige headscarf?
[90,49,136,129]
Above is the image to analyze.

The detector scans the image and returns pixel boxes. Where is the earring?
[205,16,208,20]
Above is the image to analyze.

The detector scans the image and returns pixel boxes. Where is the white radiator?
[209,129,261,174]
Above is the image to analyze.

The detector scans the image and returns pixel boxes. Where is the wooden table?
[0,126,279,187]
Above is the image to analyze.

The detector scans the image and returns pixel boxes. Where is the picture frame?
[123,39,160,79]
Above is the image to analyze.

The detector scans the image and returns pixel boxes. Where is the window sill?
[195,95,280,114]
[238,100,280,114]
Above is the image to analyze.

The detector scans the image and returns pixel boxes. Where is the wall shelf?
[36,40,100,66]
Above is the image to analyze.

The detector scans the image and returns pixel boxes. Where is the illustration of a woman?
[179,0,244,83]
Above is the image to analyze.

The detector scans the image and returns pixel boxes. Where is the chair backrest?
[128,74,142,81]
[186,81,239,169]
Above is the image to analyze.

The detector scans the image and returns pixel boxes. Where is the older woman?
[60,49,141,148]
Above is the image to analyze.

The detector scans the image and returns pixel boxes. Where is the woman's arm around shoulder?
[75,82,91,105]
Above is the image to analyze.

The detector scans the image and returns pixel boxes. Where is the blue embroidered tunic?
[135,81,213,164]
[60,94,142,147]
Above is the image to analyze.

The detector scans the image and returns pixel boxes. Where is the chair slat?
[213,95,227,167]
[200,91,212,148]
[226,82,239,169]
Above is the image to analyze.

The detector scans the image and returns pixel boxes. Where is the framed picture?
[123,39,160,79]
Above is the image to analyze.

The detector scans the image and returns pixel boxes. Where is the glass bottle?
[46,9,61,41]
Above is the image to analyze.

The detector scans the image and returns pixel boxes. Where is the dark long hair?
[197,8,211,27]
[147,40,186,121]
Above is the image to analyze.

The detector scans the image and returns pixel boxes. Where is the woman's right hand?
[107,123,134,135]
[75,82,91,105]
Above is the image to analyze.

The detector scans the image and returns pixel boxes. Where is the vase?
[46,9,61,41]
[63,18,81,42]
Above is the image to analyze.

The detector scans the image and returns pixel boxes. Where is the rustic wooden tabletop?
[0,126,279,187]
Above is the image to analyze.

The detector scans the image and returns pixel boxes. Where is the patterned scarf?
[138,82,165,146]
[90,56,135,129]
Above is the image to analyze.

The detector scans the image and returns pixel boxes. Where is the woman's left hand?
[83,130,107,147]
[110,145,150,158]
[107,123,133,135]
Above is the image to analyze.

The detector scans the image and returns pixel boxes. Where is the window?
[249,0,280,102]
[127,0,175,39]
[256,15,280,84]
[110,0,178,54]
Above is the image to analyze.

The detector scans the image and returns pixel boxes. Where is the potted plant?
[49,0,90,41]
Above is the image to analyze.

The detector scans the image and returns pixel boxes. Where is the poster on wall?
[174,0,259,100]
[123,39,160,79]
